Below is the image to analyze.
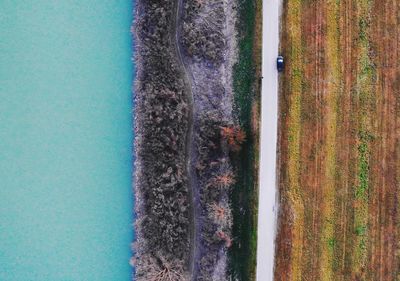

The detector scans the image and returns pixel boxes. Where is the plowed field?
[275,0,399,280]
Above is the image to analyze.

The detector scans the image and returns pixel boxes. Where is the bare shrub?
[133,0,191,279]
[208,201,233,228]
[134,254,189,281]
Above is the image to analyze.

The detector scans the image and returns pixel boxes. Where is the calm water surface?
[0,1,133,280]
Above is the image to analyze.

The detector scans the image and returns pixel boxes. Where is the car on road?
[277,56,284,72]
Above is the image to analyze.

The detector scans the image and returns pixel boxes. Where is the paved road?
[256,0,281,280]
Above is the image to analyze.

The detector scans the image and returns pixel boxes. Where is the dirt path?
[173,0,196,275]
[175,0,239,279]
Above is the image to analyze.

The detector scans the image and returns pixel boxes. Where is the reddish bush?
[216,230,233,248]
[220,126,246,151]
[208,202,232,227]
[207,171,236,189]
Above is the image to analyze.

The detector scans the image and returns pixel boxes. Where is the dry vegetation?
[275,0,400,280]
[133,0,261,279]
[133,0,191,280]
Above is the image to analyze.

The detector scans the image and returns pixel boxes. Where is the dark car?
[277,56,284,72]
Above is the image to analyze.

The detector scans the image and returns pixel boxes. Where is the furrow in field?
[368,0,400,279]
[335,0,356,279]
[275,0,304,280]
[274,1,294,275]
[350,0,375,278]
[319,0,340,279]
[298,0,324,278]
[312,1,325,278]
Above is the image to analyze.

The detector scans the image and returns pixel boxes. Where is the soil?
[275,0,400,280]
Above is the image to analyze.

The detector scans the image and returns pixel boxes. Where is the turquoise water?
[0,1,133,280]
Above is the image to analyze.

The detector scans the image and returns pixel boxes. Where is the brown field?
[275,0,399,280]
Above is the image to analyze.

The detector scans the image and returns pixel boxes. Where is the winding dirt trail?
[172,0,196,276]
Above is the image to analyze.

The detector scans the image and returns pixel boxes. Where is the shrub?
[133,0,191,279]
[220,126,246,151]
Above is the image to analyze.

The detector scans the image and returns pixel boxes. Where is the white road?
[256,0,281,280]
